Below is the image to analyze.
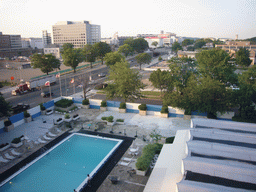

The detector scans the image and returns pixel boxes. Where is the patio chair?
[0,155,9,163]
[4,152,16,160]
[38,138,47,144]
[43,135,52,141]
[48,132,57,137]
[122,157,136,162]
[118,161,130,166]
[10,149,22,156]
[108,176,120,184]
[129,146,139,155]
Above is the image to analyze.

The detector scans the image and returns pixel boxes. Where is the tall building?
[0,32,11,49]
[9,35,22,49]
[52,21,101,48]
[42,30,52,46]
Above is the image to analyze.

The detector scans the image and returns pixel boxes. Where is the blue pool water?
[0,134,122,192]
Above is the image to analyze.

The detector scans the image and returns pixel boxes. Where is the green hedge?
[136,143,163,171]
[24,110,31,118]
[116,119,124,122]
[119,102,126,109]
[55,99,74,108]
[161,106,168,113]
[138,104,147,111]
[82,99,89,105]
[101,101,107,107]
[107,116,114,122]
[166,136,175,144]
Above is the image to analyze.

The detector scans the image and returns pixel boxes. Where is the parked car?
[98,73,106,78]
[12,103,30,114]
[41,92,54,98]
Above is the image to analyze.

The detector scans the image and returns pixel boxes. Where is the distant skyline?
[0,0,255,40]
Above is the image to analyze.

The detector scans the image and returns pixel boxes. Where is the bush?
[101,116,107,120]
[101,101,107,107]
[55,99,74,108]
[70,106,78,111]
[119,102,126,109]
[0,143,9,148]
[40,103,46,111]
[136,143,163,171]
[64,113,70,119]
[232,115,256,123]
[161,106,168,114]
[4,120,12,126]
[11,137,21,144]
[166,137,175,144]
[23,110,31,118]
[82,99,89,105]
[107,116,114,122]
[138,104,147,111]
[184,109,191,115]
[116,119,124,122]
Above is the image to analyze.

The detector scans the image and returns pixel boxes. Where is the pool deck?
[0,107,190,192]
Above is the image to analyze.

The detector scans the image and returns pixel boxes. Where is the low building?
[44,47,61,59]
[177,50,198,58]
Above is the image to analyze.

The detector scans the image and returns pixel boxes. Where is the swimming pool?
[0,133,122,192]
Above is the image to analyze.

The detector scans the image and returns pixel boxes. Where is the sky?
[0,0,255,39]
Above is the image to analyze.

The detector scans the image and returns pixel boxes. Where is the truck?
[11,103,30,114]
[12,75,57,95]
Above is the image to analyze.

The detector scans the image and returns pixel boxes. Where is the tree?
[31,53,60,75]
[151,41,158,49]
[93,42,112,65]
[171,42,182,53]
[104,52,125,66]
[61,43,84,73]
[235,47,252,67]
[124,38,148,53]
[149,69,174,94]
[158,56,163,61]
[182,39,194,47]
[135,53,152,70]
[194,39,206,49]
[196,49,236,84]
[105,60,145,102]
[187,46,195,51]
[118,44,134,57]
[83,44,97,68]
[0,92,12,117]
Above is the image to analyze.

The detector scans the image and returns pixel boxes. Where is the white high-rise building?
[52,21,101,48]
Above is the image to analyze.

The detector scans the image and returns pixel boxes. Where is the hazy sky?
[0,0,255,39]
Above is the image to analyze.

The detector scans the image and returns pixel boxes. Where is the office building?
[42,30,52,46]
[52,21,101,48]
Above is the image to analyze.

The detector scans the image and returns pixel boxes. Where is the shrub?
[166,136,175,144]
[64,113,70,119]
[116,119,124,122]
[70,106,78,111]
[184,109,191,115]
[101,116,107,120]
[0,143,9,148]
[107,116,114,122]
[82,99,89,105]
[55,99,74,108]
[136,143,163,171]
[161,106,168,114]
[40,103,46,111]
[55,108,65,113]
[11,137,21,144]
[101,101,107,107]
[138,104,147,111]
[4,120,12,126]
[119,102,126,109]
[23,110,31,118]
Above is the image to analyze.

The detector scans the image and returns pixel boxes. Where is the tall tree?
[31,53,60,75]
[105,60,145,102]
[194,39,206,49]
[171,42,182,53]
[124,38,148,53]
[135,53,152,70]
[61,43,84,73]
[0,92,12,117]
[93,42,112,65]
[83,44,97,68]
[151,41,158,49]
[196,49,236,84]
[118,44,134,57]
[182,39,194,46]
[235,47,252,67]
[104,52,125,66]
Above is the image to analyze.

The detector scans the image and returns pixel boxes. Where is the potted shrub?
[100,101,107,111]
[107,115,115,126]
[160,105,168,118]
[40,103,46,115]
[0,143,10,152]
[24,110,32,123]
[4,119,14,132]
[11,137,23,148]
[184,109,192,120]
[101,116,108,121]
[119,102,126,113]
[55,99,74,112]
[56,117,63,125]
[138,104,147,116]
[116,119,124,125]
[82,99,90,109]
[64,113,72,122]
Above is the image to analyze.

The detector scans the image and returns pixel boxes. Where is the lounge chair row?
[0,149,22,163]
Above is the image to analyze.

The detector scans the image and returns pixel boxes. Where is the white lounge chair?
[119,161,130,166]
[56,128,62,133]
[0,155,9,163]
[43,135,52,141]
[10,149,22,156]
[38,138,47,144]
[4,153,16,160]
[122,157,136,162]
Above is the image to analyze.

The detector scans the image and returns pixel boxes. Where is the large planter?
[107,121,116,126]
[160,113,168,118]
[64,118,72,122]
[184,115,191,120]
[11,141,23,148]
[55,118,63,125]
[82,105,90,109]
[55,104,75,112]
[139,110,147,116]
[119,108,126,113]
[0,144,10,152]
[25,116,32,123]
[100,107,107,111]
[136,168,148,176]
[46,109,53,115]
[116,121,125,125]
[73,114,80,121]
[5,124,14,132]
